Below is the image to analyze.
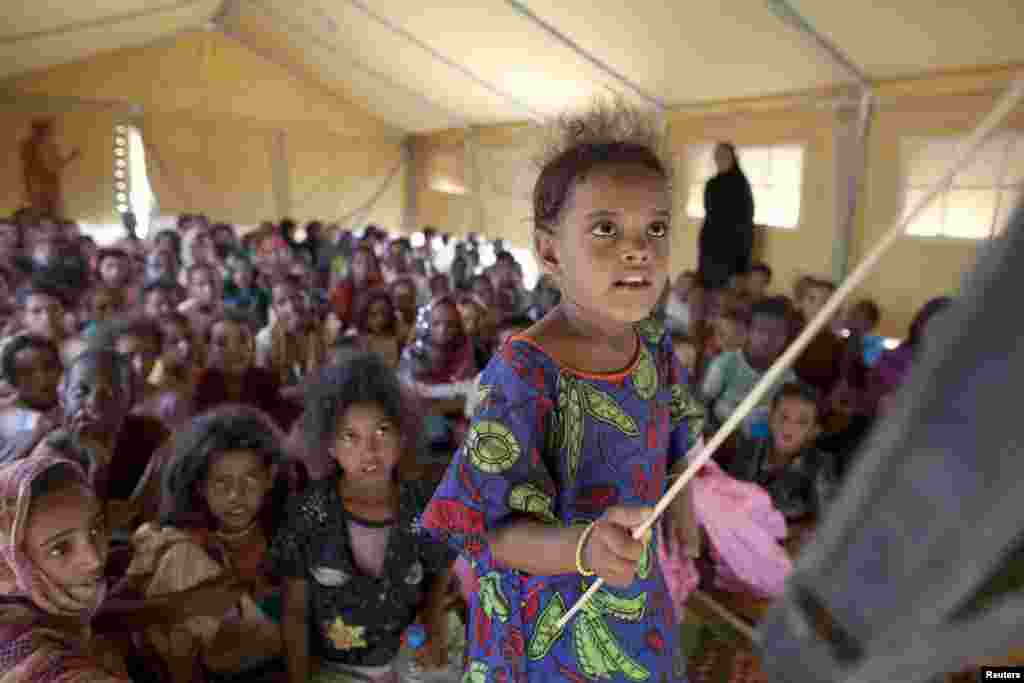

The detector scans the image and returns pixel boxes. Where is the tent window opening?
[900,133,1023,240]
[113,124,155,239]
[685,143,805,230]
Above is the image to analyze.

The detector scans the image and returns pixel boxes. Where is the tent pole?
[766,0,874,282]
[271,129,291,219]
[464,126,486,238]
[503,0,665,113]
[401,137,418,234]
[832,92,875,281]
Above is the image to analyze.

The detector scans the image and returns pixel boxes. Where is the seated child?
[127,405,299,682]
[398,295,479,449]
[91,315,164,404]
[138,313,197,429]
[747,262,772,300]
[224,257,271,329]
[0,334,61,463]
[671,332,698,379]
[462,314,532,421]
[724,383,837,551]
[13,278,75,357]
[456,293,494,369]
[145,246,180,286]
[0,456,130,681]
[389,277,419,344]
[711,304,750,357]
[845,298,886,367]
[816,361,874,487]
[194,311,297,430]
[28,350,170,534]
[664,270,697,333]
[270,355,455,683]
[329,245,385,331]
[142,279,183,319]
[96,248,133,290]
[793,277,846,395]
[350,289,403,369]
[702,296,797,433]
[83,286,128,338]
[256,276,327,394]
[179,263,223,338]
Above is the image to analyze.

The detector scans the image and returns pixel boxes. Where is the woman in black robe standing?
[698,142,755,290]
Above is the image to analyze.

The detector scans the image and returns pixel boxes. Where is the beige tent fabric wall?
[140,113,277,224]
[414,123,540,244]
[473,124,540,249]
[0,107,117,223]
[7,29,402,229]
[414,130,472,235]
[285,128,405,229]
[854,93,1024,338]
[11,30,392,140]
[668,109,838,296]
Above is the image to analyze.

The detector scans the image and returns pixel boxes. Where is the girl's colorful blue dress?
[423,319,705,683]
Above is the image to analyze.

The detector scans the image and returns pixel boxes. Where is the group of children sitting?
[0,209,557,683]
[0,107,968,683]
[658,264,955,682]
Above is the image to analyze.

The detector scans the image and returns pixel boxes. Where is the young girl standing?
[423,103,705,682]
[268,355,455,683]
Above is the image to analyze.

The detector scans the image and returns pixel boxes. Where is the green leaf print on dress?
[528,587,651,680]
[590,586,647,623]
[557,374,640,488]
[636,537,651,580]
[669,384,705,436]
[462,660,488,683]
[479,572,511,622]
[580,383,640,437]
[634,318,665,345]
[473,384,494,416]
[558,375,585,487]
[631,345,659,400]
[467,420,522,474]
[528,592,567,660]
[508,483,559,524]
[575,602,651,682]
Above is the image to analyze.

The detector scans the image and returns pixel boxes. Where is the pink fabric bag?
[694,460,791,598]
[658,460,793,614]
[656,517,701,619]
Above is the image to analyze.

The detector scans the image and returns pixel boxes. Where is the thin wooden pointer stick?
[556,77,1024,631]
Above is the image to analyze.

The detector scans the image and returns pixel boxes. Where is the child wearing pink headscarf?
[0,455,129,681]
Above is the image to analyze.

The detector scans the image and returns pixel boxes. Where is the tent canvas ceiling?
[3,0,1023,133]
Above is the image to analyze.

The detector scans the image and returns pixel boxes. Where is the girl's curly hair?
[299,353,424,479]
[160,404,295,537]
[532,97,673,236]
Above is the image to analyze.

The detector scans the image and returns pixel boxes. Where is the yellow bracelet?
[575,521,598,577]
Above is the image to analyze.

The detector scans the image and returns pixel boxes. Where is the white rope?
[555,77,1024,630]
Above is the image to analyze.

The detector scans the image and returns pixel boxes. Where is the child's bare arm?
[418,565,455,670]
[281,577,310,683]
[488,507,651,588]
